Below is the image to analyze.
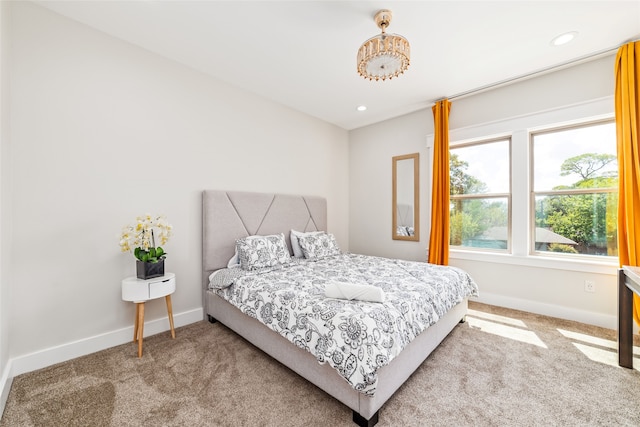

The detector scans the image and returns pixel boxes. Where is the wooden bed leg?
[207,315,217,324]
[352,410,378,427]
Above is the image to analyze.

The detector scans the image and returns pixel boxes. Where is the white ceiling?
[33,0,640,130]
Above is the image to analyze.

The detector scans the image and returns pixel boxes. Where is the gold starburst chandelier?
[357,9,410,81]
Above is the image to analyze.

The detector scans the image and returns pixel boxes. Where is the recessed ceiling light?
[357,105,367,111]
[551,31,578,46]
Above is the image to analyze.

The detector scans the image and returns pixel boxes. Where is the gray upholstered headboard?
[202,190,327,283]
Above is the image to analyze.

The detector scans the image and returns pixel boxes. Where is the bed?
[202,190,478,426]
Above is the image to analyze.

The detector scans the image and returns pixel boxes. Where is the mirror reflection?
[392,153,419,241]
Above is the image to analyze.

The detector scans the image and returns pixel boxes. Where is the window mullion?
[512,129,529,256]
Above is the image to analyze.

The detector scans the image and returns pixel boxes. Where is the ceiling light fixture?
[551,31,578,46]
[357,105,367,111]
[357,9,410,81]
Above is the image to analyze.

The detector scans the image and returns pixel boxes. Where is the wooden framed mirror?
[392,153,419,241]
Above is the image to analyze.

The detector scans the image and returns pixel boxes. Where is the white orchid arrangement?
[119,214,172,263]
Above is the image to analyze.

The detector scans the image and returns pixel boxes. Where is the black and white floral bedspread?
[212,253,479,396]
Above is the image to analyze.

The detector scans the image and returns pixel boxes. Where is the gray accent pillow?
[209,267,247,289]
[236,233,291,270]
[298,233,341,260]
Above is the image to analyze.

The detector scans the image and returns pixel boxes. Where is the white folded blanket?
[324,281,385,303]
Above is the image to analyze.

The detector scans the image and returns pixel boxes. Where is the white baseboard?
[10,307,203,378]
[0,359,12,419]
[472,293,623,331]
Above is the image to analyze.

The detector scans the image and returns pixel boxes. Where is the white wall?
[0,0,12,414]
[349,54,622,329]
[6,2,349,372]
[349,109,432,261]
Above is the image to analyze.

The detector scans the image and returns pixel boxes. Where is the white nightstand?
[122,272,176,357]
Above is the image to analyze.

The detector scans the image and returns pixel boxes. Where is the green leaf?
[149,247,156,258]
[156,247,165,257]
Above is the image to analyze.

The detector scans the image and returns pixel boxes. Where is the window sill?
[449,249,618,275]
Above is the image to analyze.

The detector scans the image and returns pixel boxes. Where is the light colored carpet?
[2,302,639,426]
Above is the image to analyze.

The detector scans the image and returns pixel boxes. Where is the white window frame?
[446,97,617,275]
[529,119,617,259]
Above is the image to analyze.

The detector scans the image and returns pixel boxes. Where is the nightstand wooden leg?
[133,303,140,343]
[137,302,145,358]
[165,295,176,339]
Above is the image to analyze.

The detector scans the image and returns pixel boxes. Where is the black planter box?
[136,259,165,280]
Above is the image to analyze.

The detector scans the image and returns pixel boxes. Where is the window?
[531,120,617,258]
[449,138,511,251]
[446,98,616,272]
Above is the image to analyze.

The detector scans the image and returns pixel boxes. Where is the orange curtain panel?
[428,99,452,265]
[615,40,640,326]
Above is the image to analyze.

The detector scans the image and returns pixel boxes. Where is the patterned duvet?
[211,253,479,396]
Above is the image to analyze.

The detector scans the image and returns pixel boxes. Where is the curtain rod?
[439,44,621,103]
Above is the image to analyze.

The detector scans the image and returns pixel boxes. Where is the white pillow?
[228,234,277,268]
[236,233,291,271]
[290,230,325,258]
[298,233,341,260]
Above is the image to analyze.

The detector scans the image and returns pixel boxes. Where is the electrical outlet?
[584,280,596,293]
